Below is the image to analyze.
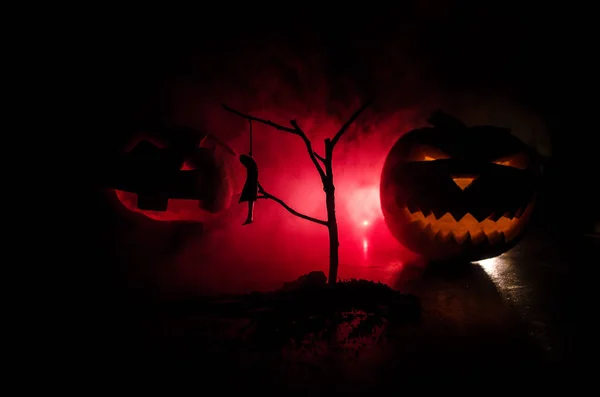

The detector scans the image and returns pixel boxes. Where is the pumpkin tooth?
[437,212,456,226]
[470,230,487,245]
[485,230,503,245]
[434,230,448,244]
[495,216,513,233]
[459,213,478,224]
[409,210,426,222]
[499,231,507,245]
[440,228,454,241]
[424,212,437,224]
[452,229,470,244]
[479,218,496,233]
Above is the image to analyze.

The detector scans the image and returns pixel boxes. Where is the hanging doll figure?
[239,154,258,225]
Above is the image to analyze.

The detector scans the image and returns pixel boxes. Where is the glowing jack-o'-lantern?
[380,111,541,262]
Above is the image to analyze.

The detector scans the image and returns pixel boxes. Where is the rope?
[248,120,253,157]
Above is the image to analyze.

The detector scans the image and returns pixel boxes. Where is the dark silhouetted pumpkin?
[380,111,541,262]
[107,136,233,222]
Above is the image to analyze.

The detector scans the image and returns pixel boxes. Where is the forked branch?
[257,183,327,226]
[330,100,374,148]
[222,105,326,182]
[290,120,327,182]
[313,151,326,164]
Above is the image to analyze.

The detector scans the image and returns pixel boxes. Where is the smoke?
[107,29,551,296]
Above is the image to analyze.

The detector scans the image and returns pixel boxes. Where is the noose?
[239,120,259,225]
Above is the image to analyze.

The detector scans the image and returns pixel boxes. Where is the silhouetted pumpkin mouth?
[403,204,532,245]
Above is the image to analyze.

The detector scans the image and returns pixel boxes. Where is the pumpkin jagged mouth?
[403,207,529,245]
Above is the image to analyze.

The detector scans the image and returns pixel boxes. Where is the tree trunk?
[324,139,339,284]
[326,189,339,284]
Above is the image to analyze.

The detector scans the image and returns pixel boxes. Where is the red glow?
[111,106,426,295]
[344,185,383,230]
[110,105,427,295]
[159,104,425,294]
[107,44,435,295]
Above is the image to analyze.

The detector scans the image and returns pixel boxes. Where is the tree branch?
[330,100,374,148]
[257,183,328,226]
[222,104,326,182]
[222,104,297,134]
[290,120,327,182]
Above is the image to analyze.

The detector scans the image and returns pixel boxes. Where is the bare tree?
[222,101,373,284]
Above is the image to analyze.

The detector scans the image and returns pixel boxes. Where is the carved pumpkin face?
[380,113,541,262]
[109,138,233,222]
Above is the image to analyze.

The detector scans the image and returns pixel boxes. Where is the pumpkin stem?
[427,110,467,130]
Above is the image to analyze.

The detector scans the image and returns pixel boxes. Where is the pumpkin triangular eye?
[408,145,451,162]
[492,152,529,170]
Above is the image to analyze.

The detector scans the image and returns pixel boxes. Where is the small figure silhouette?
[239,154,258,225]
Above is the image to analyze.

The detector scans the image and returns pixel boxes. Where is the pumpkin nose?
[451,175,476,190]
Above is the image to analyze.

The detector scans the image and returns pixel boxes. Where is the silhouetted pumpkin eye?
[408,145,451,162]
[492,152,528,170]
